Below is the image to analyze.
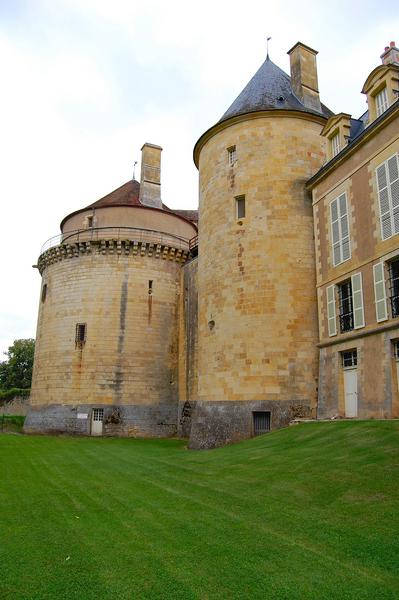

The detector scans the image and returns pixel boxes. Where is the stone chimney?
[287,42,321,113]
[380,41,399,66]
[139,143,162,209]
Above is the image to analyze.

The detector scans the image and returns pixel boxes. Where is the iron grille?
[338,280,354,332]
[253,411,271,436]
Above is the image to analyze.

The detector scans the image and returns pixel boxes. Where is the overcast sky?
[0,0,398,356]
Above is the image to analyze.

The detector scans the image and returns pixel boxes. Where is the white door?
[344,369,358,417]
[91,408,104,436]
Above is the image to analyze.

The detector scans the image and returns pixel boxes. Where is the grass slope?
[1,421,398,600]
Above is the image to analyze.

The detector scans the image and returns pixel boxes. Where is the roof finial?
[266,36,272,59]
[133,160,138,181]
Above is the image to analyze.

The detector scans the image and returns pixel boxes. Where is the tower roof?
[219,56,332,122]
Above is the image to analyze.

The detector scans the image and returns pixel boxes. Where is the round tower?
[190,43,331,448]
[26,143,197,436]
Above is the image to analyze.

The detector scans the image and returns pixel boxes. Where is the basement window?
[41,283,47,303]
[75,323,87,347]
[227,145,237,166]
[253,411,271,436]
[235,195,246,219]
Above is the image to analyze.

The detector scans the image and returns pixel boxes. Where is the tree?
[0,339,35,390]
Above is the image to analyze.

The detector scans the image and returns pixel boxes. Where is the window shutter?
[376,163,392,240]
[373,262,388,322]
[330,193,351,266]
[327,285,337,336]
[330,198,341,266]
[351,272,365,329]
[388,155,399,235]
[339,193,351,262]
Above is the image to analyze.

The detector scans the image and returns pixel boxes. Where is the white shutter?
[327,285,337,336]
[351,272,365,329]
[376,155,399,240]
[330,193,351,266]
[388,155,399,235]
[373,262,388,322]
[339,193,351,262]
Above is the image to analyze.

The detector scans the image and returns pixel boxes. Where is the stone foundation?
[188,400,312,449]
[24,403,178,437]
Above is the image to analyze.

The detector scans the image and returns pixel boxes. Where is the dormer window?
[331,133,340,158]
[227,146,236,166]
[375,87,389,117]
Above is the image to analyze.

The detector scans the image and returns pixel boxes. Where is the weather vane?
[267,36,272,58]
[133,160,138,180]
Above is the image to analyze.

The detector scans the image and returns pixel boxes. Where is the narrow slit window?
[235,195,246,219]
[227,146,236,166]
[41,283,47,303]
[75,323,87,346]
[87,216,94,228]
[148,280,153,295]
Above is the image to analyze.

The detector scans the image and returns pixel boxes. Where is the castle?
[25,41,399,449]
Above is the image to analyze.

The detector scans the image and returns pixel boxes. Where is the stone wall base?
[188,399,312,449]
[24,403,178,437]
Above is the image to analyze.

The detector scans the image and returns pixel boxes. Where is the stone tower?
[189,43,332,448]
[25,143,197,436]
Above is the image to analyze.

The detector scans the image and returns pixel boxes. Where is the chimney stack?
[139,143,162,209]
[380,41,399,66]
[287,42,321,113]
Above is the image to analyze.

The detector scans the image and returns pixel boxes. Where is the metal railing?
[40,227,193,256]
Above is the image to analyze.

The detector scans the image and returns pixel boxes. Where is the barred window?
[75,323,87,346]
[227,146,237,166]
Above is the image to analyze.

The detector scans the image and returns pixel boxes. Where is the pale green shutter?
[351,272,365,329]
[330,198,340,265]
[327,285,337,336]
[339,193,351,262]
[387,155,399,235]
[373,262,388,322]
[376,162,392,239]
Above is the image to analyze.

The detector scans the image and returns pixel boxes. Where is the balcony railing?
[40,227,193,256]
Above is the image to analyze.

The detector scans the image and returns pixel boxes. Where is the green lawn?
[1,422,398,600]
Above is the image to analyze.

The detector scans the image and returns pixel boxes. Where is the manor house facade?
[25,41,399,448]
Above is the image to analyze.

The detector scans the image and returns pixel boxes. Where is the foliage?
[0,388,30,402]
[0,339,35,390]
[1,421,399,599]
[0,415,25,432]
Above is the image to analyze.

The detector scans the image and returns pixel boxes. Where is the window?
[253,411,271,436]
[338,280,354,332]
[327,273,364,337]
[75,323,87,347]
[389,258,399,318]
[227,146,236,166]
[41,283,47,303]
[148,280,153,295]
[393,340,399,360]
[376,154,399,240]
[87,216,94,228]
[331,132,340,157]
[92,408,104,421]
[330,193,351,266]
[375,87,389,117]
[341,349,357,368]
[235,195,245,219]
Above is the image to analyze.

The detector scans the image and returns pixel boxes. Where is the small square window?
[75,323,87,347]
[235,195,245,219]
[227,146,236,166]
[341,349,357,368]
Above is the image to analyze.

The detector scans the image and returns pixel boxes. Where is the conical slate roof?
[219,56,332,122]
